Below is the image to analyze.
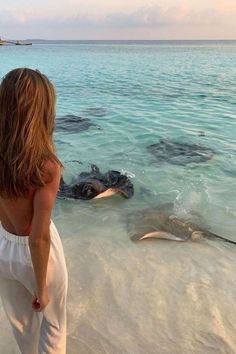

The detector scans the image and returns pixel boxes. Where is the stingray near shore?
[56,114,100,133]
[58,164,134,200]
[128,208,236,245]
[147,139,214,166]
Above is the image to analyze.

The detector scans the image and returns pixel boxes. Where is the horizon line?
[24,38,236,41]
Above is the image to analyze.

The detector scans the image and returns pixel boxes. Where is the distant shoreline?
[27,39,236,42]
[21,39,236,46]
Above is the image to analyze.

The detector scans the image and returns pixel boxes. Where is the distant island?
[0,37,32,46]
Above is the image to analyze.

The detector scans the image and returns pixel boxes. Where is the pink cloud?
[105,4,224,27]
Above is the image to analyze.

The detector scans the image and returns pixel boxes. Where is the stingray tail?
[204,231,236,245]
[91,164,100,173]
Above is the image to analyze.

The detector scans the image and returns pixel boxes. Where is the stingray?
[128,208,236,245]
[58,164,134,200]
[147,139,214,166]
[56,114,99,133]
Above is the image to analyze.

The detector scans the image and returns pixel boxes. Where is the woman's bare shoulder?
[32,160,62,218]
[43,160,62,185]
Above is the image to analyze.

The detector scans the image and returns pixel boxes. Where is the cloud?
[0,8,36,25]
[0,3,227,29]
[105,4,223,28]
[0,10,19,24]
[1,1,236,39]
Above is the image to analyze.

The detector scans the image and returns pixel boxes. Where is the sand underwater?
[1,204,236,354]
[0,40,236,353]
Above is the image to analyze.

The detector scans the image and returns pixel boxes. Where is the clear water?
[0,41,236,353]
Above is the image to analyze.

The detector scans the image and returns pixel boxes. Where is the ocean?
[0,40,236,354]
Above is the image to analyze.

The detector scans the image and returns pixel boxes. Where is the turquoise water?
[0,41,236,353]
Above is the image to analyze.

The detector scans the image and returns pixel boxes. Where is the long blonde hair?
[0,68,62,198]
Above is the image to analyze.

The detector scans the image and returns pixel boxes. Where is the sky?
[0,0,236,40]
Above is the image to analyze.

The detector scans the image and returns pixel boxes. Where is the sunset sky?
[0,0,236,40]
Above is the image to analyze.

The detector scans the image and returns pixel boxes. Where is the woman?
[0,68,68,354]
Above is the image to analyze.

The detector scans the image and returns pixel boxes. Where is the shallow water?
[0,40,236,353]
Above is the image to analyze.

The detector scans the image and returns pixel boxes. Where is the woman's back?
[0,190,34,235]
[0,158,61,236]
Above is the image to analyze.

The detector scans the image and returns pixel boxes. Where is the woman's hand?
[32,289,50,312]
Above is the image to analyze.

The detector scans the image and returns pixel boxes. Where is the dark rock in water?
[56,114,100,133]
[58,164,134,200]
[147,139,214,166]
[85,108,107,117]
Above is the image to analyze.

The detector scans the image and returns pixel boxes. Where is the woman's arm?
[29,161,61,312]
